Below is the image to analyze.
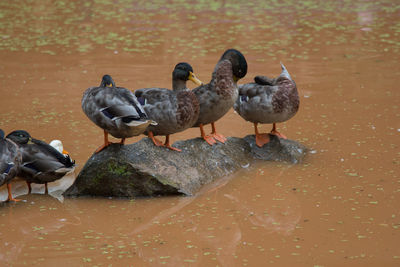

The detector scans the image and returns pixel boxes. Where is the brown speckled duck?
[0,129,21,201]
[192,49,248,145]
[134,63,203,151]
[82,75,155,153]
[234,63,299,147]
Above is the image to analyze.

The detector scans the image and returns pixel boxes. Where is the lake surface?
[0,0,399,266]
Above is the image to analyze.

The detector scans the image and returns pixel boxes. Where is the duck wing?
[0,138,21,184]
[84,86,148,123]
[19,139,75,177]
[101,87,147,121]
[0,140,14,180]
[254,75,275,86]
[134,88,172,105]
[135,88,178,128]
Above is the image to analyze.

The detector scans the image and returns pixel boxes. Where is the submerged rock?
[64,136,307,198]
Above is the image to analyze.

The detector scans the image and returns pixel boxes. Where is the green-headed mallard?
[192,49,247,145]
[82,75,155,153]
[134,62,202,151]
[234,63,299,147]
[0,129,21,201]
[6,130,75,194]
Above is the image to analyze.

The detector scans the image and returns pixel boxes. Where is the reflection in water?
[0,173,76,202]
[0,195,82,265]
[224,165,302,236]
[1,0,400,266]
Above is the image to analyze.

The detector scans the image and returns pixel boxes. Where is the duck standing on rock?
[6,130,75,194]
[134,63,203,151]
[234,63,299,147]
[0,129,22,201]
[82,75,156,153]
[192,49,248,145]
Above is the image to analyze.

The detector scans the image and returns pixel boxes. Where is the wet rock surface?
[64,136,307,198]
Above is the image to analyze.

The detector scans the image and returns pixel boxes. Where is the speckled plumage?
[6,130,75,185]
[191,49,248,145]
[82,76,153,139]
[193,60,238,126]
[0,129,21,188]
[234,63,299,124]
[135,88,200,136]
[134,63,201,138]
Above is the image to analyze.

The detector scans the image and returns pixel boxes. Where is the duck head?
[100,74,116,87]
[172,62,203,90]
[220,49,248,82]
[49,140,69,155]
[6,130,33,145]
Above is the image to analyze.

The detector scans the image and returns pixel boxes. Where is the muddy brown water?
[0,1,399,266]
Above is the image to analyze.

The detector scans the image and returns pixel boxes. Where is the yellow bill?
[188,72,203,86]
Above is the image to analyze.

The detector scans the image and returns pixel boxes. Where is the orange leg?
[163,135,181,152]
[119,138,126,145]
[270,123,287,139]
[27,181,32,194]
[95,130,112,153]
[200,123,216,145]
[6,183,20,202]
[148,131,163,146]
[210,122,227,143]
[254,122,270,147]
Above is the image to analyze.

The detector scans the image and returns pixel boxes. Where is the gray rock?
[64,136,307,198]
[244,134,308,164]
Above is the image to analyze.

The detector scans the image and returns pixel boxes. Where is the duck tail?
[64,155,75,168]
[280,62,292,80]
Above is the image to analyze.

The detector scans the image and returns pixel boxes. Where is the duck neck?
[172,79,187,91]
[210,59,235,86]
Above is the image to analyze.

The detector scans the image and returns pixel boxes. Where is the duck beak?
[27,137,34,145]
[106,83,113,87]
[233,75,240,83]
[188,72,203,86]
[62,149,69,155]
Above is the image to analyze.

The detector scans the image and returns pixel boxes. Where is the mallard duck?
[234,63,299,147]
[192,49,248,145]
[134,62,203,151]
[0,129,21,201]
[82,74,156,153]
[6,130,75,194]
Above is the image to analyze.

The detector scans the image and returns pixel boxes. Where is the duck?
[82,74,156,153]
[0,129,22,201]
[233,63,299,147]
[192,49,248,145]
[6,130,76,194]
[134,62,203,151]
